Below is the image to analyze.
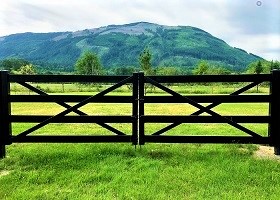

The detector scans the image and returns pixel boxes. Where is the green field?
[1,84,280,199]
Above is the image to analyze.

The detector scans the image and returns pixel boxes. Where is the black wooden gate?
[0,71,139,158]
[1,70,280,158]
[138,72,280,151]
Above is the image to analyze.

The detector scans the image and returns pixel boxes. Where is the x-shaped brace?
[144,77,263,138]
[16,76,132,137]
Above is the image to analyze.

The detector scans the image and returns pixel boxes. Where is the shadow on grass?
[2,143,260,172]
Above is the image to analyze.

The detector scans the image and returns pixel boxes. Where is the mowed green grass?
[1,89,280,199]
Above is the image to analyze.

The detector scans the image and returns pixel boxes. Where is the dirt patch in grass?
[254,145,280,161]
[0,170,10,177]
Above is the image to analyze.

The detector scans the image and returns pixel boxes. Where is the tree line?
[0,49,280,76]
[72,48,280,76]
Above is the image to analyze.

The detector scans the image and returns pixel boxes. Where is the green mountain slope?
[0,22,261,71]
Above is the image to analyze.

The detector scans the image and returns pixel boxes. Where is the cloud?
[1,0,278,36]
[224,0,280,35]
[0,0,279,60]
[228,33,280,60]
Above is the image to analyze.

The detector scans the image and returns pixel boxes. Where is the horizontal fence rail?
[142,116,270,123]
[144,95,271,103]
[137,71,279,156]
[11,135,132,143]
[10,95,134,103]
[9,74,131,83]
[11,115,134,123]
[1,70,280,158]
[143,136,271,144]
[1,71,139,159]
[146,74,272,83]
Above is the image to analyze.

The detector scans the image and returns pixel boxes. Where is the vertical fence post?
[138,72,145,145]
[0,70,11,159]
[132,73,139,145]
[269,70,280,155]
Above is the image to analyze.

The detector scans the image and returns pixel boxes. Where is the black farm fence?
[137,71,280,155]
[1,70,280,158]
[0,71,139,158]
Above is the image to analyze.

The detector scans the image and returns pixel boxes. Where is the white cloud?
[228,34,280,60]
[0,0,279,60]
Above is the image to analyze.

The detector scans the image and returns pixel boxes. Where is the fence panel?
[3,73,138,158]
[1,71,279,158]
[138,72,274,151]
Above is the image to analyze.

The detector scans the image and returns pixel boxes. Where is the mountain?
[0,22,262,72]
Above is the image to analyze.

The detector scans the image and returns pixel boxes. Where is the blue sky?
[0,0,279,60]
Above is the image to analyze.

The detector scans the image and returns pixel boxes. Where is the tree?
[139,48,153,75]
[115,66,137,75]
[0,58,30,72]
[255,61,263,93]
[17,64,36,75]
[246,60,264,74]
[75,51,103,75]
[255,60,263,74]
[246,60,264,92]
[192,60,209,75]
[139,48,155,94]
[270,60,280,70]
[207,66,231,75]
[157,66,181,76]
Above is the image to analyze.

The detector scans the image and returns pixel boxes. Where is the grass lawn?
[1,88,280,199]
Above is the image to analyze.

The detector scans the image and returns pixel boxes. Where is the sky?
[0,0,279,60]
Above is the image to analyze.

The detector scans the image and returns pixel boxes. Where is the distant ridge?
[0,22,261,72]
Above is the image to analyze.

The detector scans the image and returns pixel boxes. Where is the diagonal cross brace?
[16,76,132,137]
[18,82,125,135]
[145,77,262,138]
[18,82,86,116]
[152,81,262,135]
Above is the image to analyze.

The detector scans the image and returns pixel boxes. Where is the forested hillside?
[0,22,262,72]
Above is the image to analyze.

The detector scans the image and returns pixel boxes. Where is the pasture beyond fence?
[1,70,280,158]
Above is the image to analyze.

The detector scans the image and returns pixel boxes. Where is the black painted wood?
[12,135,131,143]
[144,136,269,144]
[147,74,271,83]
[0,71,11,158]
[269,70,280,155]
[10,75,130,83]
[0,71,278,159]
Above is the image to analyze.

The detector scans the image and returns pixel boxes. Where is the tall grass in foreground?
[1,89,280,199]
[1,143,280,199]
